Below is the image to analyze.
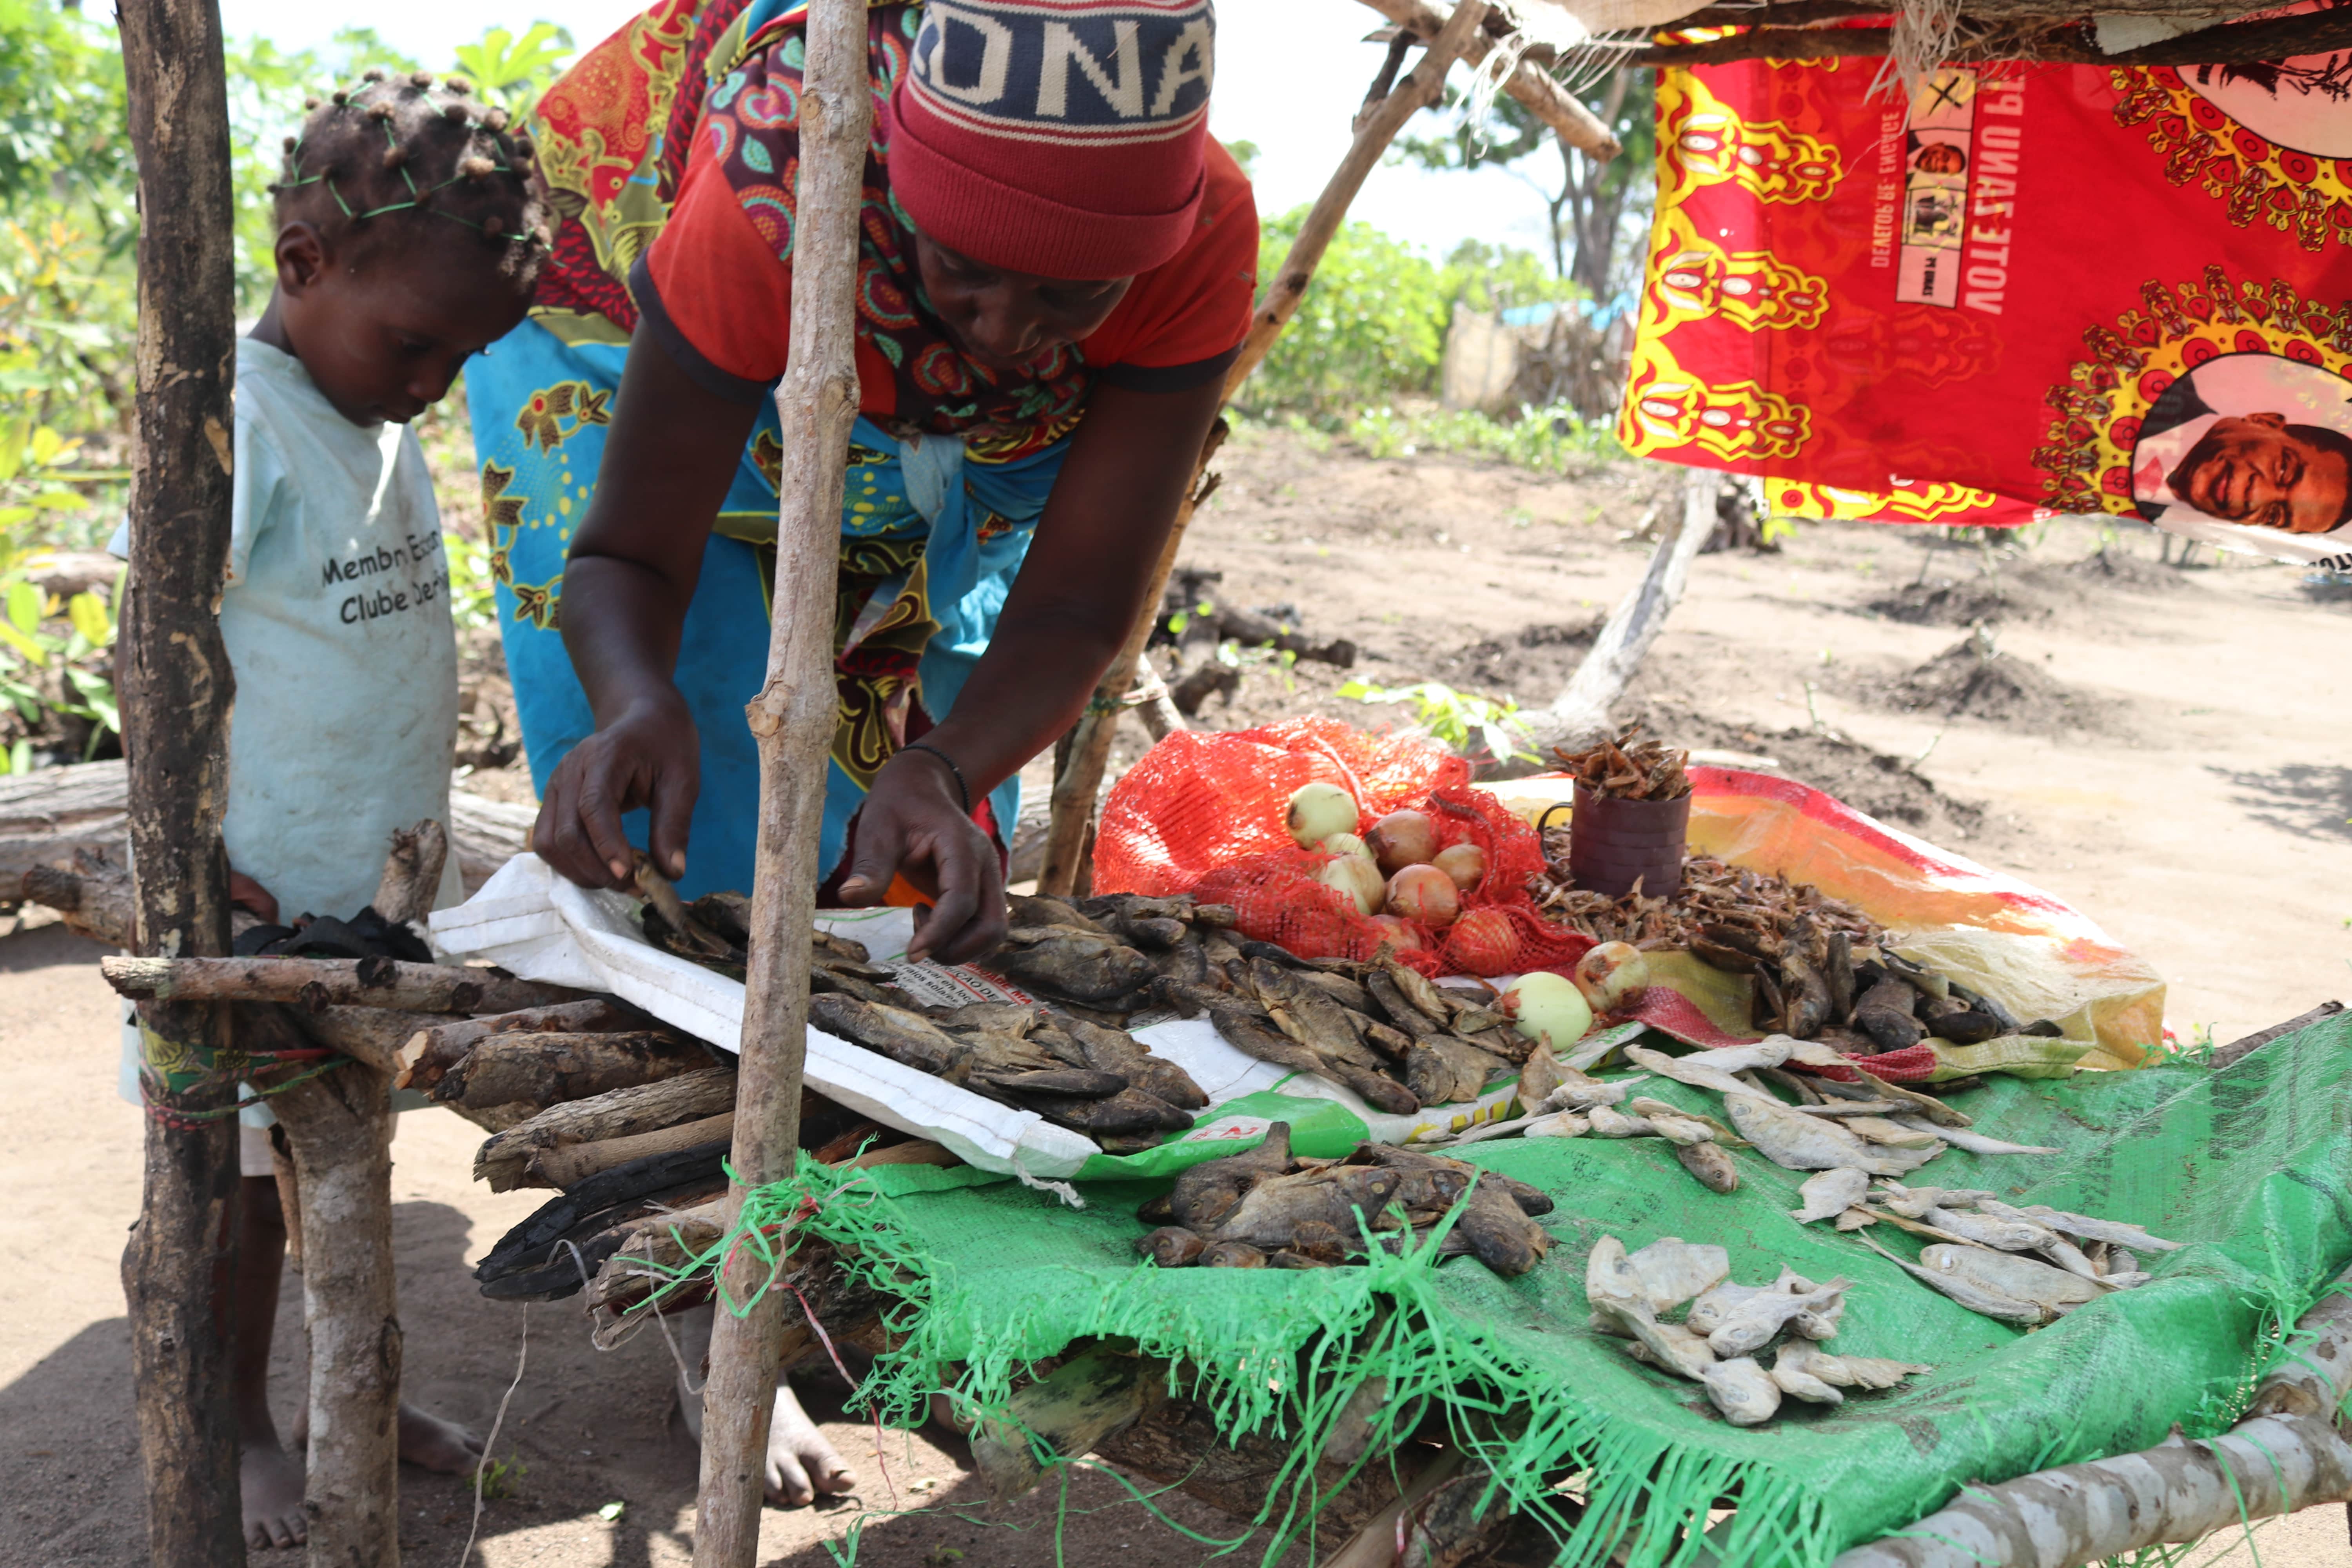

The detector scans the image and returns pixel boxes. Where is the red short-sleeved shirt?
[641,136,1256,413]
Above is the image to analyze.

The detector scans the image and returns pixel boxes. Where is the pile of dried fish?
[1532,851,1877,954]
[1588,1236,1928,1425]
[1555,726,1691,801]
[1152,931,1529,1114]
[1133,1123,1553,1275]
[1824,1183,2179,1324]
[636,864,920,1004]
[1445,1043,1745,1195]
[810,990,1206,1151]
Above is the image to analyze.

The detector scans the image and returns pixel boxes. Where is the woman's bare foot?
[761,1383,857,1507]
[398,1403,485,1473]
[241,1436,308,1551]
[675,1360,857,1507]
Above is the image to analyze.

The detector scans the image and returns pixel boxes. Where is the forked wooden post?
[1037,0,1493,896]
[114,0,245,1559]
[690,0,871,1560]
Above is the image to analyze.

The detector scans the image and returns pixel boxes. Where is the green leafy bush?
[1245,206,1447,416]
[1348,400,1623,473]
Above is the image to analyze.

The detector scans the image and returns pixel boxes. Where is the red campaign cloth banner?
[1618,28,2352,563]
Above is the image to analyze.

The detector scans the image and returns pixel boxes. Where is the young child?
[114,68,547,1550]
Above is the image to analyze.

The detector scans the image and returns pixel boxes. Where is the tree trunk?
[1833,1265,2352,1568]
[1509,465,1720,771]
[1037,0,1487,896]
[101,954,590,1013]
[269,1069,401,1568]
[115,0,243,1557]
[691,0,871,1560]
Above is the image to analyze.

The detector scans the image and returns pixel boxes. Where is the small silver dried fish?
[1792,1167,1871,1225]
[1623,1044,1779,1104]
[1627,1098,1717,1147]
[1675,1140,1740,1194]
[1843,1116,1946,1151]
[1857,1235,2049,1324]
[1922,1205,2061,1254]
[1622,1237,1731,1312]
[1701,1356,1782,1426]
[1708,1271,1851,1356]
[1769,1343,1844,1405]
[1781,1340,1929,1390]
[1727,1092,1945,1178]
[1834,1208,1877,1231]
[1887,1116,2057,1156]
[1588,1104,1658,1138]
[1620,1315,1720,1380]
[1524,1110,1589,1138]
[2000,1204,2181,1253]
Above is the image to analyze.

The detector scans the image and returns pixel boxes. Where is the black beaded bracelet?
[898,740,970,815]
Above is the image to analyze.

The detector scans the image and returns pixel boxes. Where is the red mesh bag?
[1094,720,1595,978]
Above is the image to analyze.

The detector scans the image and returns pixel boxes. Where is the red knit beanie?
[888,0,1216,281]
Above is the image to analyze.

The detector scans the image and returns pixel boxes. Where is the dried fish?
[1886,1116,2057,1156]
[1524,1110,1590,1138]
[1675,1141,1740,1193]
[1707,1272,1851,1357]
[1769,1344,1844,1406]
[1921,1205,2060,1254]
[1620,1314,1722,1380]
[1834,1209,1877,1231]
[1701,1357,1782,1426]
[1626,1098,1721,1147]
[1873,1182,1996,1219]
[1778,1340,1928,1392]
[1841,1116,1946,1151]
[1792,1167,1871,1225]
[1621,1237,1732,1313]
[1726,1091,1944,1178]
[1854,1072,1973,1129]
[991,926,1157,1003]
[1623,1044,1777,1104]
[1998,1204,2181,1253]
[1136,1227,1205,1267]
[1587,1104,1659,1139]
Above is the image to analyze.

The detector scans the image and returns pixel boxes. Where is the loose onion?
[1445,906,1519,975]
[1368,914,1425,953]
[1366,809,1438,875]
[1432,842,1486,892]
[1575,942,1651,1013]
[1318,854,1385,915]
[1386,863,1459,929]
[1319,831,1374,861]
[1503,971,1593,1049]
[1286,781,1358,848]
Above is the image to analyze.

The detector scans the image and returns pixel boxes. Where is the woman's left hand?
[835,747,1007,964]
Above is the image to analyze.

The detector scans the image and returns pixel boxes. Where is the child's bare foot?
[241,1436,308,1551]
[399,1403,485,1473]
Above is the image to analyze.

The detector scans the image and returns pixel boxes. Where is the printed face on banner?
[1619,37,2352,559]
[2132,354,2352,539]
[2181,5,2352,160]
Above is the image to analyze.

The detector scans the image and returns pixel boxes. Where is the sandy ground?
[8,423,2352,1565]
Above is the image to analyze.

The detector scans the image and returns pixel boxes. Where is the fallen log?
[427,1029,712,1112]
[100,953,588,1013]
[1832,1265,2352,1568]
[20,858,134,947]
[2210,1002,2346,1072]
[0,758,535,894]
[473,1066,741,1191]
[396,997,648,1091]
[526,1112,737,1190]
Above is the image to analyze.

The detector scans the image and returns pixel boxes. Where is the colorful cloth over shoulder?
[1620,25,2352,563]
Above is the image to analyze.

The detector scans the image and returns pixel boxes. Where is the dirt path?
[9,425,2352,1564]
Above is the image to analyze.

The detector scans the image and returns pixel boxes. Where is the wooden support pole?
[1511,464,1720,769]
[114,0,244,1558]
[269,1071,401,1568]
[1036,0,1488,896]
[1833,1265,2352,1568]
[1357,0,1621,161]
[690,0,871,1559]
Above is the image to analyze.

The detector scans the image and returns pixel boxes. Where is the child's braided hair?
[271,69,550,285]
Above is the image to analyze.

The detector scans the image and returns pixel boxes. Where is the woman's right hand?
[533,692,702,889]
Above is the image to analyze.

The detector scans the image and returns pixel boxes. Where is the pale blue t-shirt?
[112,334,463,919]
